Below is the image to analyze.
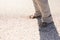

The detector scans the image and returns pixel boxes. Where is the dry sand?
[0,0,60,40]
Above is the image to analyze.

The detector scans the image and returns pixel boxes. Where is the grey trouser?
[32,0,53,23]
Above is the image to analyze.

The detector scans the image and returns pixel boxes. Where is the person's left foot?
[39,21,54,32]
[39,21,54,27]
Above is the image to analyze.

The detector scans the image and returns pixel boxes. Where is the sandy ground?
[0,0,60,40]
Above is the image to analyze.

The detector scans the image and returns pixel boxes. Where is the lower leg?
[32,0,41,16]
[37,0,53,23]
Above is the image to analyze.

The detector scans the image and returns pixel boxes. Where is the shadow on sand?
[37,18,60,40]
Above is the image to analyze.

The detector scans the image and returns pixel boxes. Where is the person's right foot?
[29,11,42,19]
[29,15,41,19]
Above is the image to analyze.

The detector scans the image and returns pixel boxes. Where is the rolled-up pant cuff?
[41,16,53,23]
